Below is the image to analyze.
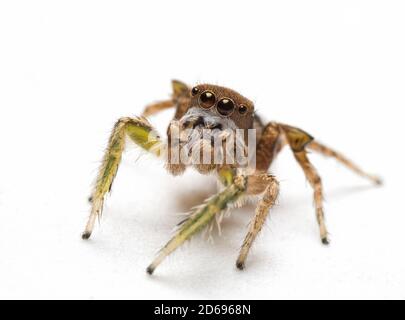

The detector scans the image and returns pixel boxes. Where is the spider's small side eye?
[217,98,235,116]
[238,105,248,115]
[191,87,200,96]
[199,91,216,109]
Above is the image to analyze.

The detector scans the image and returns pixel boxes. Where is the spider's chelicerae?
[82,80,381,274]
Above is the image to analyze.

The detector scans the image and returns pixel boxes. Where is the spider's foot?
[321,237,330,245]
[373,176,383,186]
[81,231,92,240]
[236,261,245,271]
[146,265,155,275]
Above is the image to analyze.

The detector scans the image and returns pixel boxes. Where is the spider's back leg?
[141,80,190,118]
[307,140,382,185]
[278,123,381,244]
[255,121,329,243]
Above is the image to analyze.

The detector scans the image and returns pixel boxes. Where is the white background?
[0,1,404,299]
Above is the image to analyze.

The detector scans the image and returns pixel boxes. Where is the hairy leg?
[141,80,190,118]
[293,150,329,244]
[141,100,174,117]
[308,141,382,185]
[147,175,247,275]
[236,173,279,269]
[280,124,329,244]
[82,116,163,239]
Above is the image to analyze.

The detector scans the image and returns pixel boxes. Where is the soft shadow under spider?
[172,180,217,213]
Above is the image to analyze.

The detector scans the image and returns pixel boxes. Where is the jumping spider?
[82,80,381,274]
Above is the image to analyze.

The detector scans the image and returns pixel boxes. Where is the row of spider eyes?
[191,86,248,117]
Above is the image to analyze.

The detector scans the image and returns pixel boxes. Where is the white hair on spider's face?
[167,107,250,173]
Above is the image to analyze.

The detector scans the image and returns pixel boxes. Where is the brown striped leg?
[308,141,382,185]
[293,150,329,244]
[236,173,279,270]
[141,100,174,117]
[141,80,190,118]
[279,124,329,244]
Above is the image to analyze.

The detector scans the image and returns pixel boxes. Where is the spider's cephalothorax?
[82,80,381,275]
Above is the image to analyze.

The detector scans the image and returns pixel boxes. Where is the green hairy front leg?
[82,117,163,239]
[146,174,246,274]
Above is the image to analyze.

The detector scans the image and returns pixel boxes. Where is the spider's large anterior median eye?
[191,86,200,96]
[199,91,216,109]
[217,98,235,116]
